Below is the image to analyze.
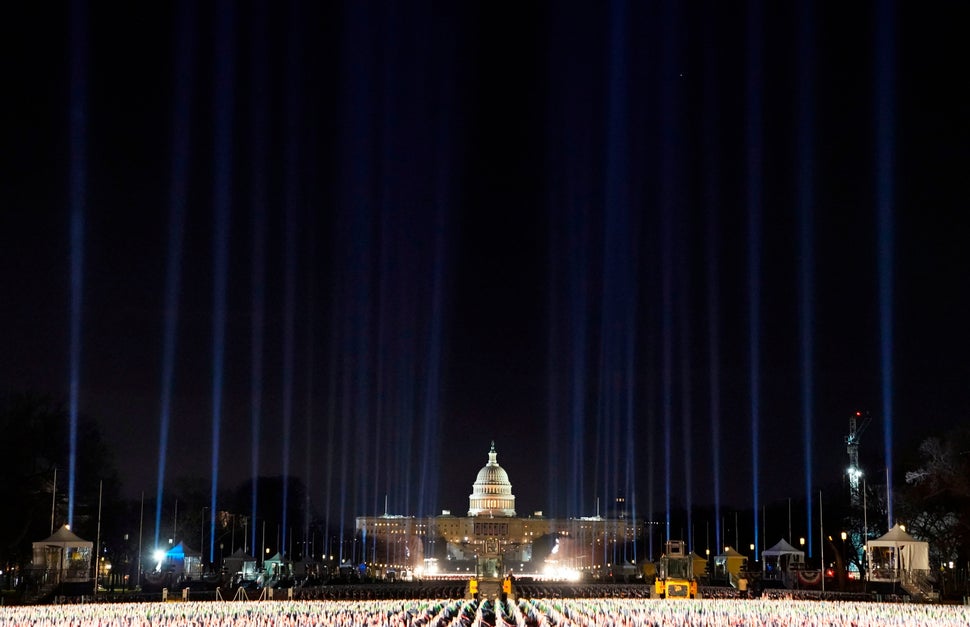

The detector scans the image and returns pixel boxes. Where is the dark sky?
[2,0,969,536]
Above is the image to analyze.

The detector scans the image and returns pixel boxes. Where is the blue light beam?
[659,0,682,544]
[796,0,817,557]
[154,0,195,550]
[66,0,88,529]
[746,0,764,561]
[209,0,235,563]
[280,0,302,557]
[702,15,723,554]
[248,0,269,557]
[875,0,897,528]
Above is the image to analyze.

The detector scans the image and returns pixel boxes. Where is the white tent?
[31,525,93,583]
[866,524,929,582]
[762,539,805,579]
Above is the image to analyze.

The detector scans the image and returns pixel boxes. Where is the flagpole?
[863,478,868,587]
[94,480,103,596]
[819,489,824,593]
[51,466,57,534]
[138,491,144,588]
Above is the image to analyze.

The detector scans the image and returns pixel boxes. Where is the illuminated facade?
[467,441,516,516]
[355,443,643,575]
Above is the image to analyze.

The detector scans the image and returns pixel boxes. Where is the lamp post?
[201,507,208,572]
[841,531,849,589]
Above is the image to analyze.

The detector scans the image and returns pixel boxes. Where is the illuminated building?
[356,442,643,577]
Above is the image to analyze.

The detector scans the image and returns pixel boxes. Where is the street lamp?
[201,507,208,570]
[841,531,849,576]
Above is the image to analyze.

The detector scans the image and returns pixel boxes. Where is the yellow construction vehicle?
[652,540,699,599]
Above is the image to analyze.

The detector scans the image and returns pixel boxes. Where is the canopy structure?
[162,541,203,577]
[762,539,805,579]
[714,547,747,578]
[264,552,292,578]
[31,525,93,583]
[689,552,708,579]
[866,524,929,582]
[224,548,258,579]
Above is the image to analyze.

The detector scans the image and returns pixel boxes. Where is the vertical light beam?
[420,85,453,517]
[248,0,269,556]
[154,0,195,551]
[796,0,816,557]
[303,210,316,553]
[601,0,636,534]
[702,9,723,554]
[678,216,693,554]
[66,0,88,529]
[659,0,680,544]
[875,0,896,527]
[746,0,764,561]
[209,0,235,563]
[280,0,302,558]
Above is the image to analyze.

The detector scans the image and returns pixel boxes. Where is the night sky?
[2,0,969,541]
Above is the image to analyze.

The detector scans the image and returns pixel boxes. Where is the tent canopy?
[762,538,805,576]
[714,546,747,577]
[867,524,929,572]
[228,548,255,560]
[689,552,708,578]
[872,524,919,544]
[716,547,745,559]
[763,539,804,557]
[166,541,201,559]
[31,525,93,582]
[35,525,93,548]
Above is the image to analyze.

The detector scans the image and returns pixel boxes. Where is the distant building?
[356,442,642,577]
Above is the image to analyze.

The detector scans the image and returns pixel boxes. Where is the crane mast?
[846,411,872,507]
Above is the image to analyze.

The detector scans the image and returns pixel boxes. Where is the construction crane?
[846,411,872,507]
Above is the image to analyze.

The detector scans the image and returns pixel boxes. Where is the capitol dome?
[468,441,516,517]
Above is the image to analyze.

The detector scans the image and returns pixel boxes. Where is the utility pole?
[94,480,103,596]
[137,492,144,586]
[819,490,825,593]
[51,467,57,534]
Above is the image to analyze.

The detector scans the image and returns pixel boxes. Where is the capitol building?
[355,442,643,577]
